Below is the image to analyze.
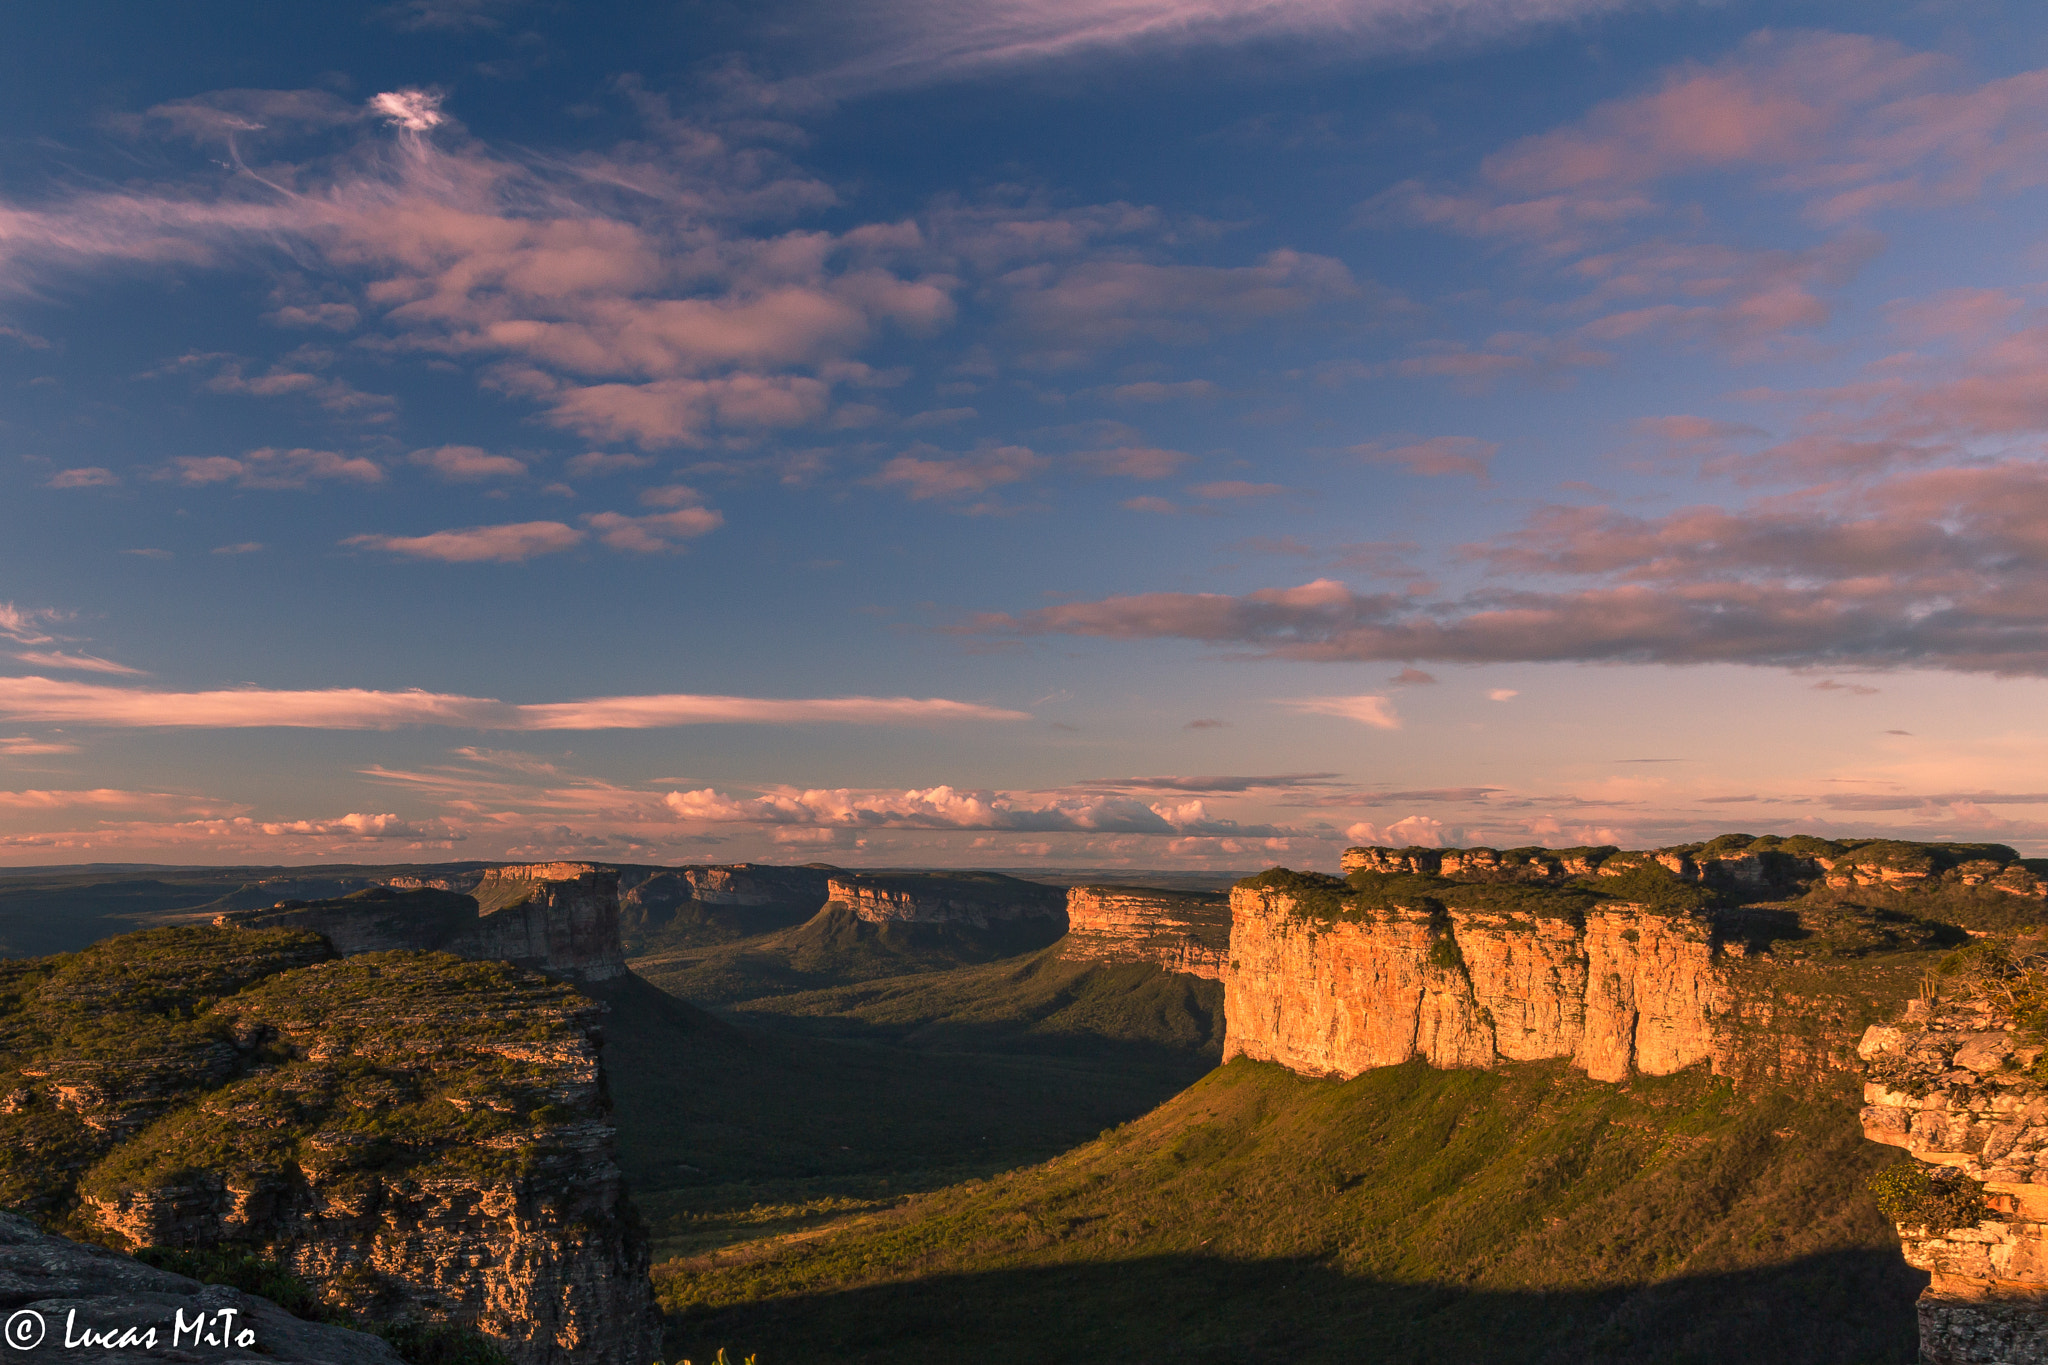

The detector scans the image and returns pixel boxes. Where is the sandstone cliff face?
[0,927,662,1365]
[1861,999,2048,1364]
[1221,886,1725,1082]
[827,872,1065,929]
[680,864,833,908]
[1062,887,1229,979]
[0,1210,406,1364]
[221,864,626,983]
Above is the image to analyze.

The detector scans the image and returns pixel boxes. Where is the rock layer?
[0,928,662,1365]
[1861,998,2048,1364]
[219,864,626,983]
[827,872,1065,929]
[1062,887,1229,979]
[1222,885,1725,1081]
[0,1211,405,1364]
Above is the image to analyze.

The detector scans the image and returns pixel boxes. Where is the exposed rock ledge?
[1861,998,2048,1364]
[1063,887,1229,979]
[0,1210,403,1364]
[828,871,1065,929]
[1223,883,1723,1082]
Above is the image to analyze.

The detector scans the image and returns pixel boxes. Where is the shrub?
[1868,1162,1989,1232]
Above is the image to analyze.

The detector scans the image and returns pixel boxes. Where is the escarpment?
[1063,886,1229,979]
[0,926,662,1365]
[220,863,626,983]
[1229,835,2041,1086]
[1860,978,2048,1363]
[828,870,1065,928]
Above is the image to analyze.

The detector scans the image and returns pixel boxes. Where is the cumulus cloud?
[661,782,1276,836]
[344,521,584,563]
[583,506,724,552]
[1345,814,1449,846]
[564,451,657,477]
[1353,435,1497,479]
[45,467,119,489]
[0,676,1029,730]
[409,445,528,480]
[169,447,383,490]
[875,445,1047,500]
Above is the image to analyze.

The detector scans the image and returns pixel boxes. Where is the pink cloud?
[583,506,724,553]
[1280,694,1401,729]
[875,445,1046,500]
[1072,445,1190,479]
[409,445,527,480]
[343,521,584,563]
[1191,480,1288,499]
[11,650,143,676]
[660,781,1273,836]
[45,467,119,489]
[170,447,383,490]
[564,451,656,477]
[0,676,1030,729]
[1353,436,1497,479]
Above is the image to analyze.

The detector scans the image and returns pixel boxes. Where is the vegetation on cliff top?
[0,926,603,1339]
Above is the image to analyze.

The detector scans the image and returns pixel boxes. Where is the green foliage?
[1576,862,1720,914]
[656,1059,1919,1365]
[1867,1162,1989,1233]
[1425,931,1465,972]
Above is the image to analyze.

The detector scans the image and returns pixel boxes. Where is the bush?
[1868,1162,1989,1232]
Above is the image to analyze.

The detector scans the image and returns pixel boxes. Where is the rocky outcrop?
[0,927,662,1365]
[1062,887,1229,979]
[828,871,1065,929]
[679,864,834,908]
[0,1211,405,1363]
[1861,997,2048,1364]
[1222,883,1725,1082]
[218,864,626,983]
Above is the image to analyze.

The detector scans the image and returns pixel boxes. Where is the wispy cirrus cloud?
[0,676,1029,729]
[801,0,1657,93]
[10,651,143,676]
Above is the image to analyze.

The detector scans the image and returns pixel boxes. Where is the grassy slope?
[629,903,1068,1007]
[658,1057,1920,1365]
[590,961,1220,1265]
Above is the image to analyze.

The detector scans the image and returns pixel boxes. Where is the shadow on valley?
[671,1248,1923,1365]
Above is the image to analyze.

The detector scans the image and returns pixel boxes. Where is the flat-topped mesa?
[1860,990,2048,1363]
[827,871,1066,929]
[681,863,835,907]
[1224,870,1724,1082]
[1343,836,2048,899]
[216,864,626,983]
[1063,886,1230,980]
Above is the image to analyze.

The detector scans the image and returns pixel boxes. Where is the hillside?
[658,1057,1919,1365]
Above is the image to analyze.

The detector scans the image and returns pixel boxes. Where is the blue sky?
[7,0,2048,869]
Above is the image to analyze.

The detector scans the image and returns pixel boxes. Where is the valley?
[0,836,2039,1362]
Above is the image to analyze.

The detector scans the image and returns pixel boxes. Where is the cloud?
[1106,379,1215,404]
[0,736,77,755]
[661,782,1274,836]
[0,788,233,815]
[11,651,143,675]
[1191,480,1288,500]
[875,445,1047,500]
[1812,678,1879,696]
[1184,717,1228,729]
[45,467,119,489]
[212,542,264,555]
[1391,667,1437,685]
[1072,445,1190,479]
[1281,694,1401,729]
[1344,814,1448,846]
[564,451,657,477]
[0,605,59,646]
[0,676,1031,729]
[1488,688,1519,701]
[807,0,1651,93]
[409,445,528,480]
[1077,772,1344,793]
[583,506,724,553]
[1122,495,1180,514]
[1354,436,1497,479]
[964,458,2048,675]
[343,521,586,563]
[168,448,383,490]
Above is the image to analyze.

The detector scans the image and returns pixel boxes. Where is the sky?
[6,0,2048,871]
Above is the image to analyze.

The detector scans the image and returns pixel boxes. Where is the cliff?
[0,1210,405,1363]
[827,870,1065,929]
[1062,886,1229,979]
[1860,975,2048,1364]
[0,926,661,1365]
[218,863,626,983]
[615,863,832,949]
[1227,836,2036,1087]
